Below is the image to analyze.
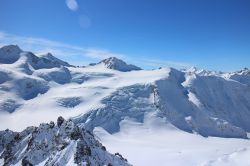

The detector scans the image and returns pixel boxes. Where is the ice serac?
[73,68,250,138]
[0,117,130,166]
[155,69,249,138]
[99,57,142,72]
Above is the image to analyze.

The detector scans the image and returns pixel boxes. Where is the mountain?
[0,45,250,139]
[0,116,130,166]
[227,68,250,86]
[0,45,73,112]
[0,45,71,69]
[1,44,250,165]
[98,57,142,72]
[38,52,72,67]
[0,45,22,64]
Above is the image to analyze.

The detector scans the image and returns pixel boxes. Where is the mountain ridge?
[0,116,130,166]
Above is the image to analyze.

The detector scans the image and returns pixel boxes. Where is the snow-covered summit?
[0,45,72,69]
[38,52,72,67]
[0,45,22,64]
[98,57,142,72]
[183,66,222,76]
[0,45,74,113]
[237,67,250,75]
[224,67,250,86]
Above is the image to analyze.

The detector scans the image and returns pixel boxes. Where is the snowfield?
[0,60,169,131]
[94,115,250,166]
[1,45,250,165]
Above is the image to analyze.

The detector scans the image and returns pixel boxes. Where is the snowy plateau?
[0,45,250,166]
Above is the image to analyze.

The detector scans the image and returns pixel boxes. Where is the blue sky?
[0,0,250,71]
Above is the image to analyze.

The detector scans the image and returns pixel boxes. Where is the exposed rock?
[0,118,131,166]
[57,116,65,127]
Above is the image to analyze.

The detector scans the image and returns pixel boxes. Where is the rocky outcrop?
[0,117,131,166]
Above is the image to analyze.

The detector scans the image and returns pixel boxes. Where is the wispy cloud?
[84,48,124,59]
[0,31,124,65]
[66,0,78,11]
[0,31,192,69]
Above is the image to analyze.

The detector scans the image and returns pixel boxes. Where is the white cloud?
[66,0,78,11]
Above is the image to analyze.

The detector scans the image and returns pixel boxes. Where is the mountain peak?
[103,56,119,61]
[0,45,22,63]
[0,44,22,52]
[239,67,250,75]
[38,52,72,67]
[99,57,142,72]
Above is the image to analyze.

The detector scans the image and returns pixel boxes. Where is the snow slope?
[93,116,250,166]
[202,147,250,166]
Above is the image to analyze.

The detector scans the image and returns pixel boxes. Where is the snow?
[0,63,169,131]
[201,148,250,166]
[94,116,250,166]
[33,66,72,84]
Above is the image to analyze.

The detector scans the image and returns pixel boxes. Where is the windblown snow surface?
[1,45,250,165]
